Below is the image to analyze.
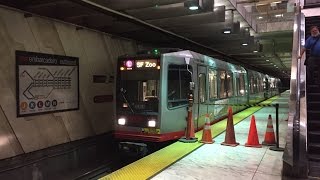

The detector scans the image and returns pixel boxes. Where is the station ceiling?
[0,0,295,78]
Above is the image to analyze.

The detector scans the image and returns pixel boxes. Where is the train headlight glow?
[148,120,156,127]
[118,118,126,125]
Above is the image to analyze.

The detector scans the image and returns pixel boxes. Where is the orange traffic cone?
[245,115,262,148]
[179,100,198,143]
[221,107,239,147]
[262,115,276,146]
[190,116,196,138]
[200,114,214,144]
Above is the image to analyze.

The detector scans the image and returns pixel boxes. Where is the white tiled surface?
[152,94,289,180]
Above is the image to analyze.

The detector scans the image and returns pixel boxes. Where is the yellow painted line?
[101,96,279,180]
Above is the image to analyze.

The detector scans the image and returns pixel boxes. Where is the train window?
[199,73,206,103]
[167,65,192,108]
[219,71,226,98]
[117,69,160,112]
[218,71,233,98]
[208,69,217,99]
[250,77,254,93]
[258,77,263,92]
[238,73,245,96]
[254,78,258,93]
[227,72,233,97]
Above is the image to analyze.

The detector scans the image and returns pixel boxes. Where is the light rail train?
[114,49,280,143]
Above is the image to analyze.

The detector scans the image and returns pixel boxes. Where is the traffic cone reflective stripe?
[245,115,262,148]
[221,107,239,147]
[200,114,214,144]
[262,114,276,146]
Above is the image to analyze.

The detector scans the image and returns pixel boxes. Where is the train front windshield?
[117,59,160,113]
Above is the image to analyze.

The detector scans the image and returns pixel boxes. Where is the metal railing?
[282,3,308,177]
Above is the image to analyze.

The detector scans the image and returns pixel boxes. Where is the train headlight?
[118,118,126,125]
[148,120,156,127]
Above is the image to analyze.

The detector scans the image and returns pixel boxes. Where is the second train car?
[114,49,280,143]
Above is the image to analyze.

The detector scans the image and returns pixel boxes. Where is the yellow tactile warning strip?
[101,96,279,180]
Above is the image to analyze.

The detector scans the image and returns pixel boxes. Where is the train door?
[197,65,207,130]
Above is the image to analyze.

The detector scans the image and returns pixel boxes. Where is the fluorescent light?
[253,50,258,53]
[266,59,269,61]
[223,30,231,34]
[242,43,248,46]
[258,16,263,19]
[275,14,283,18]
[189,6,199,10]
[184,0,200,10]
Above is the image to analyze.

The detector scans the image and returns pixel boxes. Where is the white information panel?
[16,51,79,117]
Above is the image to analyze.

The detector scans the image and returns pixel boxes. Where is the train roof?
[162,50,246,73]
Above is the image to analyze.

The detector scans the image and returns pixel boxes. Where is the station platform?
[101,91,290,180]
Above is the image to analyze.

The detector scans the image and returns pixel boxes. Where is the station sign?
[16,50,79,117]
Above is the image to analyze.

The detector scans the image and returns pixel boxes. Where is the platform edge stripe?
[100,95,280,180]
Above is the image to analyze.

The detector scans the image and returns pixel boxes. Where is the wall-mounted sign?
[16,50,79,117]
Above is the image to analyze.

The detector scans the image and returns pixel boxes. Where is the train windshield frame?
[116,58,160,114]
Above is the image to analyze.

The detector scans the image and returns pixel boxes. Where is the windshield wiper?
[120,88,134,113]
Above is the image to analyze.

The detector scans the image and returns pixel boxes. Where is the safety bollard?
[270,103,284,151]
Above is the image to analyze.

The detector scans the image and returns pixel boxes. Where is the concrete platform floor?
[152,92,292,180]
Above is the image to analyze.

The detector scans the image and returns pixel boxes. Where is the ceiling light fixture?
[272,1,282,4]
[223,28,232,34]
[266,59,269,61]
[184,0,202,11]
[242,43,248,46]
[258,16,263,19]
[253,50,258,53]
[189,6,198,10]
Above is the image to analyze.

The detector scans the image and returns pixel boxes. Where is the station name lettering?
[29,56,57,64]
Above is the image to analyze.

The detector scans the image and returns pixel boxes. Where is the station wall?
[0,7,137,159]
